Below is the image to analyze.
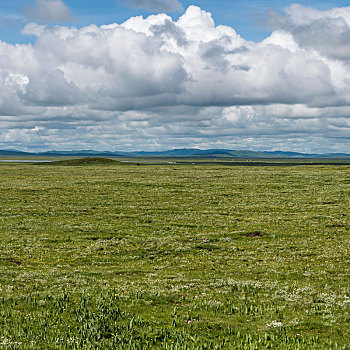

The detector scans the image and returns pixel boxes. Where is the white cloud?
[285,4,350,26]
[268,4,350,61]
[23,0,74,23]
[0,5,350,152]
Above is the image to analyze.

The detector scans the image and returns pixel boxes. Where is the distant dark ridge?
[40,150,125,157]
[0,150,34,156]
[2,148,350,159]
[39,157,121,166]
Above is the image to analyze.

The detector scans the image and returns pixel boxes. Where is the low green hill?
[40,157,121,166]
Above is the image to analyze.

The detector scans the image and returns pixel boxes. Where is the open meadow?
[0,160,349,349]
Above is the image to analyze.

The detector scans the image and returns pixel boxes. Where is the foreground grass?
[0,163,349,349]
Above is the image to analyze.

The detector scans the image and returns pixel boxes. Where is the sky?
[0,0,350,153]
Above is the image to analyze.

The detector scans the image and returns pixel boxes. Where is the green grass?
[0,163,349,349]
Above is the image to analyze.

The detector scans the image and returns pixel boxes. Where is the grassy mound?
[41,157,121,166]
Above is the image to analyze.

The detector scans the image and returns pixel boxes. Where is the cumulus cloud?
[23,0,74,23]
[125,0,183,13]
[0,5,350,152]
[268,4,350,61]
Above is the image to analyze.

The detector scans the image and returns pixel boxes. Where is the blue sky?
[0,0,350,152]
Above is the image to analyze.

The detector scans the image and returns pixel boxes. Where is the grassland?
[0,161,349,349]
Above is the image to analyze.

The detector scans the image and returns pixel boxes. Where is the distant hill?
[40,157,121,166]
[0,150,34,156]
[1,148,350,159]
[39,150,126,157]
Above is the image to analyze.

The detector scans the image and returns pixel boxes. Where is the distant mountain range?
[1,148,350,158]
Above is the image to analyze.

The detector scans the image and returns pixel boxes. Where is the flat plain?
[0,161,349,349]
